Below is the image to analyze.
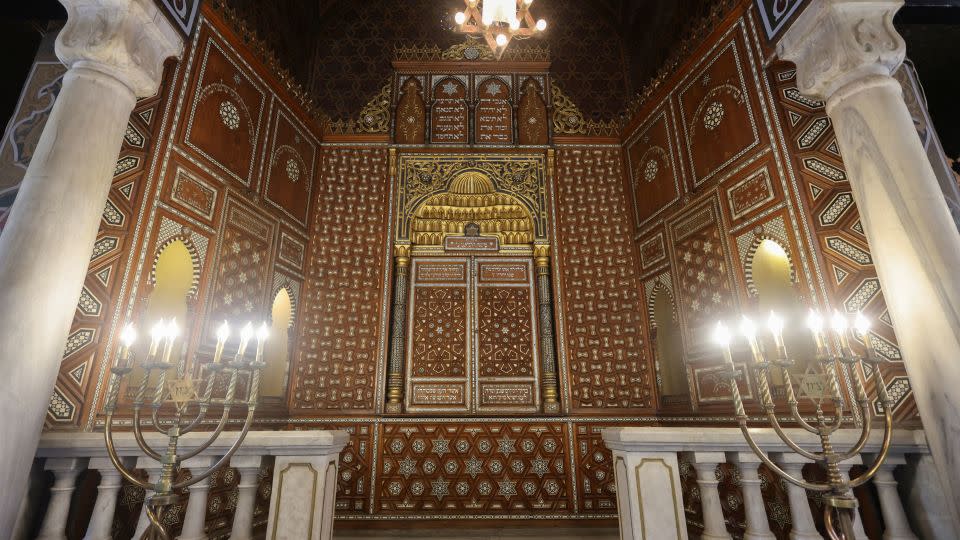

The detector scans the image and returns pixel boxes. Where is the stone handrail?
[602,427,956,540]
[17,429,348,540]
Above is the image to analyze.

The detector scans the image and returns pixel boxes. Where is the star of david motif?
[531,455,550,478]
[167,377,198,408]
[485,81,503,96]
[431,479,450,500]
[398,457,417,479]
[497,435,515,456]
[442,81,458,96]
[465,456,483,478]
[497,480,517,499]
[432,435,450,457]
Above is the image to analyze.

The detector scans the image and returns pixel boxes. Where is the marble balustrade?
[603,427,954,540]
[15,429,348,540]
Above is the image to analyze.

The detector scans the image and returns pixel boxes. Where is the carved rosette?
[776,0,905,102]
[57,0,184,98]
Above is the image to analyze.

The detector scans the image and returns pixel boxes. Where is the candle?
[767,311,785,352]
[739,316,763,364]
[237,322,253,359]
[853,311,872,351]
[831,310,851,356]
[213,321,229,363]
[255,322,269,363]
[161,318,179,365]
[713,321,733,365]
[148,319,165,360]
[118,323,137,368]
[806,310,826,356]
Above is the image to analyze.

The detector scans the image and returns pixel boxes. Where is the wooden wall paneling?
[161,151,226,228]
[430,76,469,144]
[262,98,318,227]
[517,78,548,146]
[474,76,513,145]
[395,77,427,144]
[376,421,571,515]
[624,98,684,231]
[768,64,918,424]
[291,147,391,414]
[571,423,618,515]
[553,147,654,413]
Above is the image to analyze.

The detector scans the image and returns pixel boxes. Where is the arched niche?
[650,286,687,397]
[749,238,816,370]
[132,240,195,381]
[262,287,294,397]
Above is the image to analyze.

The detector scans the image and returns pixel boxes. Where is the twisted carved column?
[386,244,411,414]
[535,244,560,413]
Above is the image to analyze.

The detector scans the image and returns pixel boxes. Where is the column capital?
[56,0,184,98]
[777,0,905,101]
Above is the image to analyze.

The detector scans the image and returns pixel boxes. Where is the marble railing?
[602,427,957,540]
[15,429,348,540]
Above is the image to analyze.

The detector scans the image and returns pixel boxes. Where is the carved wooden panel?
[377,422,570,514]
[430,77,469,144]
[517,78,548,145]
[554,148,654,412]
[625,101,683,229]
[668,198,735,364]
[475,259,539,413]
[474,76,513,145]
[263,103,316,226]
[292,148,389,412]
[395,77,426,144]
[572,423,618,514]
[676,29,764,187]
[181,26,267,186]
[770,63,915,423]
[207,198,277,325]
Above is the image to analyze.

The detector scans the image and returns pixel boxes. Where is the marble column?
[83,457,133,540]
[0,0,181,532]
[867,455,918,540]
[728,453,775,540]
[534,244,560,413]
[778,0,960,526]
[229,456,264,540]
[686,453,732,540]
[773,455,820,540]
[385,243,411,413]
[179,457,216,540]
[36,458,86,540]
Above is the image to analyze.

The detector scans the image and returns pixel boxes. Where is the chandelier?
[454,0,547,59]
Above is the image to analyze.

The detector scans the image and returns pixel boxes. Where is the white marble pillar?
[133,460,163,539]
[836,459,869,540]
[778,0,960,527]
[36,458,87,540]
[685,453,732,540]
[728,453,775,540]
[773,456,821,540]
[83,457,133,540]
[178,457,216,540]
[867,455,918,540]
[0,1,181,531]
[229,456,264,540]
[266,451,342,540]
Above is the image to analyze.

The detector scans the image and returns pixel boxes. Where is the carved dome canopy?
[411,171,534,246]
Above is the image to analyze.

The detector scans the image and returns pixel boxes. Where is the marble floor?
[333,525,620,539]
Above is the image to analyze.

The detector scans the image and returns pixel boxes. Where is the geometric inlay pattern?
[48,387,75,421]
[411,287,467,377]
[803,157,846,182]
[818,192,853,226]
[62,328,95,358]
[844,278,881,312]
[76,286,102,316]
[826,236,872,265]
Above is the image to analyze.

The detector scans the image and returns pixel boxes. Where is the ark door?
[404,256,541,415]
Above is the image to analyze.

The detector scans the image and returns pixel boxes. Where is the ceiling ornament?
[551,82,619,137]
[453,0,548,60]
[393,39,549,63]
[326,81,392,135]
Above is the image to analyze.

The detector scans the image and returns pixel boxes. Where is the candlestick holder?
[101,320,268,540]
[713,311,894,540]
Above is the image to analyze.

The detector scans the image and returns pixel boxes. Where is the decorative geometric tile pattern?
[844,278,881,312]
[76,287,102,317]
[826,237,872,265]
[47,387,75,421]
[62,328,95,359]
[114,156,140,176]
[818,192,853,226]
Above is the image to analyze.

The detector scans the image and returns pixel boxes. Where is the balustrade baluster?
[229,455,264,540]
[773,455,821,540]
[729,453,776,540]
[36,458,86,540]
[83,456,133,540]
[687,452,733,540]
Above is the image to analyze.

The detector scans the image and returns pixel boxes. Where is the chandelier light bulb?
[524,0,534,5]
[496,33,508,46]
[455,11,466,25]
[120,323,137,348]
[713,321,732,347]
[509,18,520,30]
[536,19,547,31]
[482,13,494,25]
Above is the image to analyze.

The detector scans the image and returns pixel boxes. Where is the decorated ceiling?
[223,0,715,121]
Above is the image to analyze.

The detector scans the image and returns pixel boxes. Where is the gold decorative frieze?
[394,38,550,63]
